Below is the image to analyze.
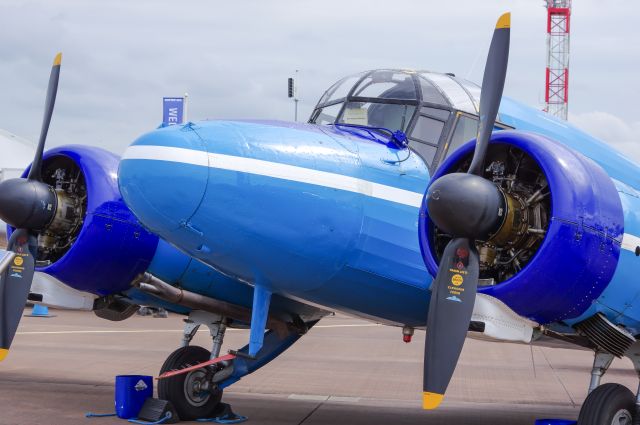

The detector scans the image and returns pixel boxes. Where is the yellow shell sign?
[451,274,464,286]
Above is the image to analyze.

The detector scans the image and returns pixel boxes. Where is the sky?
[1,0,639,160]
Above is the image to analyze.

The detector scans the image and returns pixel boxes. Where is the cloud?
[0,0,638,156]
[569,111,640,163]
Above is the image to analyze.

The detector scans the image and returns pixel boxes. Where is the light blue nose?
[118,125,209,235]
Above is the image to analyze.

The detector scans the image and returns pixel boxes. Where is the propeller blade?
[423,238,479,410]
[422,13,510,410]
[27,52,62,182]
[468,13,510,176]
[0,229,37,361]
[0,53,62,360]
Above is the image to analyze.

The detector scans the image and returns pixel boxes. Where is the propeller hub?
[426,173,506,240]
[0,178,57,230]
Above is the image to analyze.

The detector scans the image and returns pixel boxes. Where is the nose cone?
[119,125,209,234]
[426,173,505,239]
[0,178,56,230]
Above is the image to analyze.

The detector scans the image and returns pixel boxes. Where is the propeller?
[422,13,510,410]
[0,53,62,361]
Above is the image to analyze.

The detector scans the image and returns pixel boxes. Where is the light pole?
[288,70,299,122]
[183,92,189,123]
[294,70,299,122]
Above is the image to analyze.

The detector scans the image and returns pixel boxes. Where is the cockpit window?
[413,115,445,144]
[421,107,451,121]
[445,114,479,159]
[339,102,415,132]
[440,113,513,164]
[319,73,364,105]
[352,71,417,100]
[454,78,482,113]
[310,69,514,173]
[418,76,447,105]
[423,73,477,114]
[408,109,449,168]
[314,103,343,125]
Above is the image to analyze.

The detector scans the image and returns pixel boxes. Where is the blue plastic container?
[535,420,577,425]
[115,375,153,419]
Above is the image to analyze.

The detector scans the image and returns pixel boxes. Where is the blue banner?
[162,97,184,126]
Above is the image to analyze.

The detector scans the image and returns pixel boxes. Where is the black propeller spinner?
[422,13,510,409]
[0,53,62,361]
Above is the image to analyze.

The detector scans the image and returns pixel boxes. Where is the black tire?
[577,383,635,425]
[158,346,223,421]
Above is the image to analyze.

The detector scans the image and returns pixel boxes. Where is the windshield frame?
[309,70,511,173]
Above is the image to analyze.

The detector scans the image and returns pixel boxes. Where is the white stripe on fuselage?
[122,145,640,253]
[122,145,424,208]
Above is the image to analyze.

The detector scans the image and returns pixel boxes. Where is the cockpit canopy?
[309,69,504,172]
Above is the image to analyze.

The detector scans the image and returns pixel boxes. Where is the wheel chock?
[135,398,179,424]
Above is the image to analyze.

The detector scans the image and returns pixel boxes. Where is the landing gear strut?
[577,349,639,425]
[158,311,230,421]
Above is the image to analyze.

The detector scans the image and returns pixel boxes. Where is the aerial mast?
[287,70,300,122]
[544,0,572,120]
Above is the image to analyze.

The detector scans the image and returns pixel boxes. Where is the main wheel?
[577,383,635,425]
[158,346,223,421]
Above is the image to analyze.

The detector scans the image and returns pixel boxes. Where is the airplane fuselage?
[119,96,640,335]
[120,121,431,327]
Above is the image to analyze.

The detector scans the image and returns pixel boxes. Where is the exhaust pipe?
[134,273,290,336]
[0,251,16,275]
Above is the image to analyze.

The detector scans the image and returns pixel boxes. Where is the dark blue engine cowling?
[8,145,159,296]
[419,130,624,324]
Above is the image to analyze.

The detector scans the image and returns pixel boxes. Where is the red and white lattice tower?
[544,0,571,120]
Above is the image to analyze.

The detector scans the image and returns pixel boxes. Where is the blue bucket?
[535,420,577,425]
[115,375,153,419]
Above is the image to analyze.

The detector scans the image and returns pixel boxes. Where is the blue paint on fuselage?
[120,98,640,332]
[499,98,640,191]
[124,237,329,323]
[120,120,432,326]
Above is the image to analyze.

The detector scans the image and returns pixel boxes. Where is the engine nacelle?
[419,130,624,324]
[9,145,159,296]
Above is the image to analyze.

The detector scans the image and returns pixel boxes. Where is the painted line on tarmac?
[15,323,381,335]
[16,329,187,335]
[288,394,329,402]
[328,396,362,403]
[288,394,362,403]
[315,323,382,329]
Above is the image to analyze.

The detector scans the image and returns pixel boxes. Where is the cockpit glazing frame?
[310,69,511,173]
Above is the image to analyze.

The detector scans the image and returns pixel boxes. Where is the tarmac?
[0,309,638,425]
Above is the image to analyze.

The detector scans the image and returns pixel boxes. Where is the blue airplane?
[1,12,639,424]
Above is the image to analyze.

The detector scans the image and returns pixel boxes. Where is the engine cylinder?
[419,131,624,324]
[9,146,159,295]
